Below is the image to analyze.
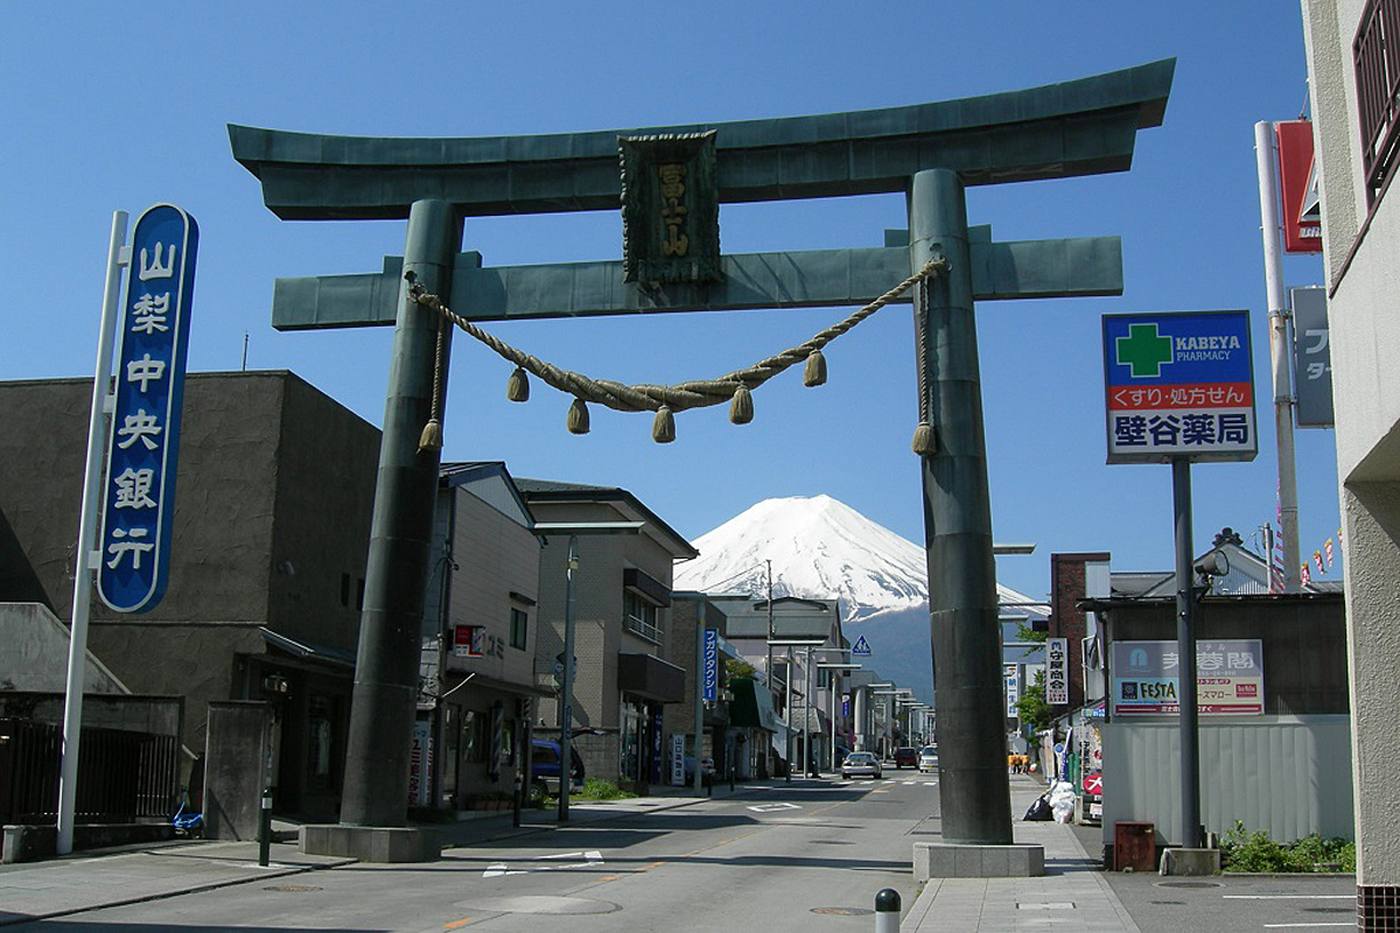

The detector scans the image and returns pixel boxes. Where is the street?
[3,776,936,932]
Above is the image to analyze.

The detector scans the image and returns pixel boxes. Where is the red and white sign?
[1083,771,1103,796]
[1276,121,1322,253]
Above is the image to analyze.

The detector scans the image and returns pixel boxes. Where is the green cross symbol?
[1115,323,1174,378]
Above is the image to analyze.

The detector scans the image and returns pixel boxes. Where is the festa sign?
[97,205,199,613]
[1103,310,1258,464]
[1045,637,1070,706]
[1110,639,1264,716]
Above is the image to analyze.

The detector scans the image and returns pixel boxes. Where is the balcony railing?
[1355,0,1400,203]
[623,612,662,644]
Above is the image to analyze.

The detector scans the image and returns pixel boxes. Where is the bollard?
[258,786,272,867]
[874,887,900,933]
[729,763,735,794]
[513,771,523,828]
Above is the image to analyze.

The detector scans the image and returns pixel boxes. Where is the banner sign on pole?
[1103,310,1258,465]
[703,628,718,702]
[1110,639,1264,716]
[1290,286,1333,427]
[1275,121,1323,253]
[1004,664,1020,717]
[670,733,686,786]
[97,204,199,613]
[1046,637,1070,706]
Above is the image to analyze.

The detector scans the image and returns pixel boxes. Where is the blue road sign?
[851,634,872,657]
[1102,310,1257,464]
[97,204,199,613]
[703,628,718,702]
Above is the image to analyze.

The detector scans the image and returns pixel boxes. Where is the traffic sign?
[1083,771,1103,796]
[1103,310,1257,465]
[851,635,872,657]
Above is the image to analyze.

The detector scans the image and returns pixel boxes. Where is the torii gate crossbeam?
[230,58,1173,859]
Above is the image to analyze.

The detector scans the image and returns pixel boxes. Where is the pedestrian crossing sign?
[852,635,872,657]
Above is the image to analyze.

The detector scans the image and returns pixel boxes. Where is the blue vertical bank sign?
[97,205,199,613]
[1103,310,1257,465]
[703,628,719,702]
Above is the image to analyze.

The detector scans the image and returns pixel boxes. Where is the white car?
[841,751,883,780]
[917,746,939,773]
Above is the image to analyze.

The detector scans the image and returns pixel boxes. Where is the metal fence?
[1355,0,1400,203]
[0,718,178,824]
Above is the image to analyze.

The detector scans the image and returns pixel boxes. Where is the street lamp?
[533,521,643,823]
[817,661,862,773]
[769,638,829,782]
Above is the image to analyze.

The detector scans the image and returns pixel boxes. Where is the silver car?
[917,745,939,773]
[841,751,883,780]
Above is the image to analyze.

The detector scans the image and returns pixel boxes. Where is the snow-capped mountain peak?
[673,495,929,622]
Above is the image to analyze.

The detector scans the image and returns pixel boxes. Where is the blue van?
[530,738,585,796]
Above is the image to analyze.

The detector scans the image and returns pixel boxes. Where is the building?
[416,462,551,811]
[0,372,378,821]
[664,592,744,787]
[1298,2,1400,918]
[708,595,847,774]
[517,479,698,790]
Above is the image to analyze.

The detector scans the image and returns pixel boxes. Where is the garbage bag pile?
[1021,781,1078,823]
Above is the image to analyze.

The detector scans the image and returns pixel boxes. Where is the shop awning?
[729,678,781,733]
[617,652,686,703]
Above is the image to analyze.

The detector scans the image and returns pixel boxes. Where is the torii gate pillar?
[910,170,1012,845]
[341,199,459,828]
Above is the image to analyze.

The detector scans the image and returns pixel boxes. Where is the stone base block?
[1159,847,1221,876]
[914,842,1045,879]
[300,824,441,863]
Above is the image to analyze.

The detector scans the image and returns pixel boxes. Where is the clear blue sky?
[3,2,1338,599]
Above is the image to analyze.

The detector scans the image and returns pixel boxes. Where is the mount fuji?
[674,495,1045,704]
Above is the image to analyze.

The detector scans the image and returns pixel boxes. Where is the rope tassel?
[419,418,443,452]
[803,349,827,387]
[729,385,754,424]
[652,406,676,443]
[567,398,590,435]
[506,366,530,402]
[911,421,936,457]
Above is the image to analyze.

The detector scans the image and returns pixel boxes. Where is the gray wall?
[1103,716,1354,846]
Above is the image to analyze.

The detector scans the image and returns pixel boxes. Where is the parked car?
[917,746,939,773]
[841,751,883,780]
[530,738,584,797]
[894,746,918,769]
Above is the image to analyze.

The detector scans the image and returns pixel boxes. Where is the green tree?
[1016,670,1052,732]
[725,657,756,680]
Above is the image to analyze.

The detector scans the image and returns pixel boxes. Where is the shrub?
[1221,821,1355,873]
[577,778,636,800]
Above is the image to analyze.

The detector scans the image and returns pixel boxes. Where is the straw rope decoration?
[408,256,948,451]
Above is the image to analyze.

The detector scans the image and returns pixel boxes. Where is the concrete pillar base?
[913,842,1044,879]
[1159,847,1221,876]
[300,824,441,863]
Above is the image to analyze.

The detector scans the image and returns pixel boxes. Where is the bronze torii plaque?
[231,58,1172,852]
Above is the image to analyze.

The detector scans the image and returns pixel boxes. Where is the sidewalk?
[0,839,353,927]
[0,780,769,928]
[903,776,1139,932]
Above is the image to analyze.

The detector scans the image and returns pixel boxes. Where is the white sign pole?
[57,211,129,856]
[1254,120,1302,592]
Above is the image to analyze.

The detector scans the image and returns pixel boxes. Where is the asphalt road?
[12,774,943,933]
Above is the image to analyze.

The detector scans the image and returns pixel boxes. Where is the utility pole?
[1254,121,1302,592]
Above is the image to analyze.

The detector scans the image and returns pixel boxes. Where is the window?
[1355,0,1400,204]
[510,608,528,650]
[461,709,488,763]
[623,590,661,643]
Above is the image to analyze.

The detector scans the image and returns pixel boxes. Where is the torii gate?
[230,59,1173,854]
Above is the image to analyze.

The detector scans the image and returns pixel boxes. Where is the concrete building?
[518,479,697,790]
[0,372,378,821]
[664,593,742,787]
[1298,1,1400,919]
[417,462,551,810]
[708,595,847,774]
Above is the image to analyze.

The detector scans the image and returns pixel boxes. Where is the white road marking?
[747,802,802,813]
[1223,895,1353,900]
[1261,924,1352,929]
[903,780,916,785]
[482,850,603,878]
[923,782,937,786]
